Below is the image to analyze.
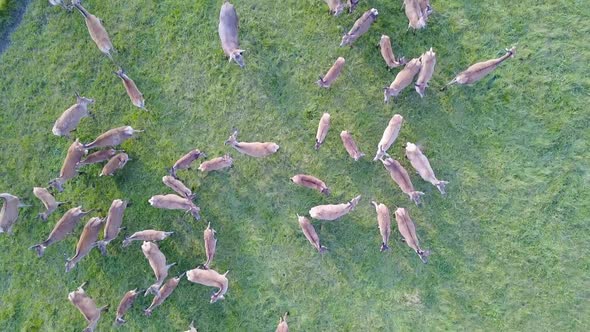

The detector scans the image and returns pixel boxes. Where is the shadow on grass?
[0,0,32,54]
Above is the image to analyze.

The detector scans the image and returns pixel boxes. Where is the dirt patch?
[0,0,32,55]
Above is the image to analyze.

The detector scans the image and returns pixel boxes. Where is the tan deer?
[72,0,115,60]
[84,126,142,149]
[203,222,217,269]
[225,130,279,157]
[49,139,87,192]
[99,152,129,176]
[198,154,233,172]
[33,187,64,221]
[403,0,426,30]
[415,48,436,97]
[445,47,516,88]
[340,8,378,46]
[144,273,184,316]
[324,0,344,16]
[297,214,327,253]
[52,94,94,138]
[66,217,105,272]
[380,157,424,205]
[30,206,92,257]
[186,267,229,303]
[379,35,405,69]
[373,114,403,161]
[317,58,345,88]
[114,68,146,111]
[309,195,361,221]
[170,149,206,178]
[115,288,141,325]
[122,229,174,247]
[405,142,448,194]
[340,131,365,160]
[0,193,22,234]
[219,1,244,67]
[315,113,331,149]
[97,199,127,255]
[162,176,194,199]
[142,241,176,297]
[148,194,201,220]
[275,312,289,332]
[185,321,198,332]
[68,282,108,332]
[78,149,118,166]
[384,57,422,103]
[417,0,433,20]
[371,201,391,251]
[394,208,430,263]
[291,174,330,196]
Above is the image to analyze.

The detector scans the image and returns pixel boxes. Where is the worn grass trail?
[1,0,589,331]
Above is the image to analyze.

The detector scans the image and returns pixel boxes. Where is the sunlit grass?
[0,0,589,331]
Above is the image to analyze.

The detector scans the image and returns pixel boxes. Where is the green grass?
[1,0,589,331]
[0,0,17,28]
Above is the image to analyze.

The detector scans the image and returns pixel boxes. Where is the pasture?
[0,0,588,331]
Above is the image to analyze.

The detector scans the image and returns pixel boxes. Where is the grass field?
[1,0,589,331]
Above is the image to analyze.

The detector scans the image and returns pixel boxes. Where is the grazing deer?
[297,214,327,253]
[225,130,279,157]
[444,47,516,89]
[148,194,201,220]
[162,176,194,199]
[33,187,64,221]
[72,0,115,60]
[78,149,118,166]
[115,289,141,325]
[340,131,365,160]
[198,155,233,172]
[371,201,391,251]
[380,157,424,205]
[275,312,289,332]
[170,149,206,178]
[384,58,422,103]
[405,142,448,194]
[68,282,108,332]
[122,229,174,247]
[114,68,147,111]
[340,8,378,46]
[0,193,22,234]
[291,174,330,196]
[142,241,176,297]
[219,1,244,67]
[49,139,87,192]
[379,35,405,69]
[97,199,127,255]
[66,217,105,272]
[314,113,331,149]
[99,152,129,176]
[30,206,92,257]
[316,58,345,88]
[309,195,361,221]
[403,0,426,30]
[203,222,217,269]
[394,208,430,263]
[186,267,229,303]
[52,94,94,138]
[144,274,184,316]
[415,48,436,97]
[83,126,142,149]
[373,114,403,161]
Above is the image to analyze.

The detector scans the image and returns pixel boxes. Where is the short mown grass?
[1,0,589,331]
